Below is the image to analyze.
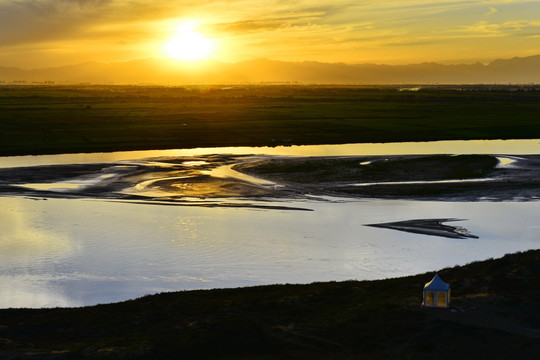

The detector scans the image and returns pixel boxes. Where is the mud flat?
[235,154,540,201]
[365,218,479,239]
[0,154,307,210]
[3,154,540,204]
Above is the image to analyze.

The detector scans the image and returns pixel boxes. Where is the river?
[1,139,540,308]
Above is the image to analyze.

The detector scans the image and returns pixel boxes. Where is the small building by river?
[422,274,451,308]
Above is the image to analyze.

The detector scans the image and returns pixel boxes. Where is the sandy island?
[5,153,540,239]
[2,154,540,208]
[365,218,479,239]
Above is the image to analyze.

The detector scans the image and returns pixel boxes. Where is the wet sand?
[0,154,309,210]
[365,218,479,239]
[2,154,540,208]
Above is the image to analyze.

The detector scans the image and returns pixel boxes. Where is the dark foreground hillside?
[0,250,539,359]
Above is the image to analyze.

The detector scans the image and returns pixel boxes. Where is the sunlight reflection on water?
[0,196,539,308]
[2,139,540,168]
[2,139,540,308]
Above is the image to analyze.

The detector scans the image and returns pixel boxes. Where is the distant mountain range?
[1,55,540,84]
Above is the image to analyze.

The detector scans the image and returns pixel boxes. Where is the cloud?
[486,6,499,15]
[3,0,112,14]
[460,19,540,36]
[1,0,539,67]
[215,20,287,34]
[0,1,497,47]
[0,1,109,44]
[212,8,328,35]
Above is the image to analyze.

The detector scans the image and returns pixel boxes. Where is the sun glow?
[164,22,215,61]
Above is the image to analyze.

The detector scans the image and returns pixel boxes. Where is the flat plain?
[2,84,540,156]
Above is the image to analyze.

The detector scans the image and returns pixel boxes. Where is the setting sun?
[164,22,215,61]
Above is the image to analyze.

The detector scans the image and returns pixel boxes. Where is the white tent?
[422,273,451,308]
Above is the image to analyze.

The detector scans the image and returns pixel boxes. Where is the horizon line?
[2,54,540,71]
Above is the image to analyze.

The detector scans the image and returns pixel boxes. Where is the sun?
[164,22,215,61]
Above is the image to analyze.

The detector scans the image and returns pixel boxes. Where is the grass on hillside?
[0,250,539,359]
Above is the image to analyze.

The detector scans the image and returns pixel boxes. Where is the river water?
[1,140,540,308]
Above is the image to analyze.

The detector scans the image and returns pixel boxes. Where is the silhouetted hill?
[0,250,539,358]
[1,55,540,84]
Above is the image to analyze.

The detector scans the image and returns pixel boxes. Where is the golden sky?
[1,0,539,68]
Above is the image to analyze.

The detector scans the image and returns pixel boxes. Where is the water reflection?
[350,178,495,187]
[496,156,520,168]
[204,163,276,186]
[0,195,539,308]
[16,182,83,191]
[1,277,72,308]
[0,200,73,259]
[0,198,75,307]
[2,139,540,308]
[2,139,540,168]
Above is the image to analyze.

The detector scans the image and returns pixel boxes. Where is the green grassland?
[1,84,540,156]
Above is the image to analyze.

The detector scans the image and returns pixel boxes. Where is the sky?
[1,0,540,69]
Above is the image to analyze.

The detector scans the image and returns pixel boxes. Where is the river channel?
[1,139,540,308]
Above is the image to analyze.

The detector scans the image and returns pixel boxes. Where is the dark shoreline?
[0,250,539,359]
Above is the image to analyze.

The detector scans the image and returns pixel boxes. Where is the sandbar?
[365,218,479,239]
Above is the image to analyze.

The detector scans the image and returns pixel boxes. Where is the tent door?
[425,291,434,306]
[437,291,447,307]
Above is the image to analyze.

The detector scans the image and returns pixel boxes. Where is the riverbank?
[0,249,538,359]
